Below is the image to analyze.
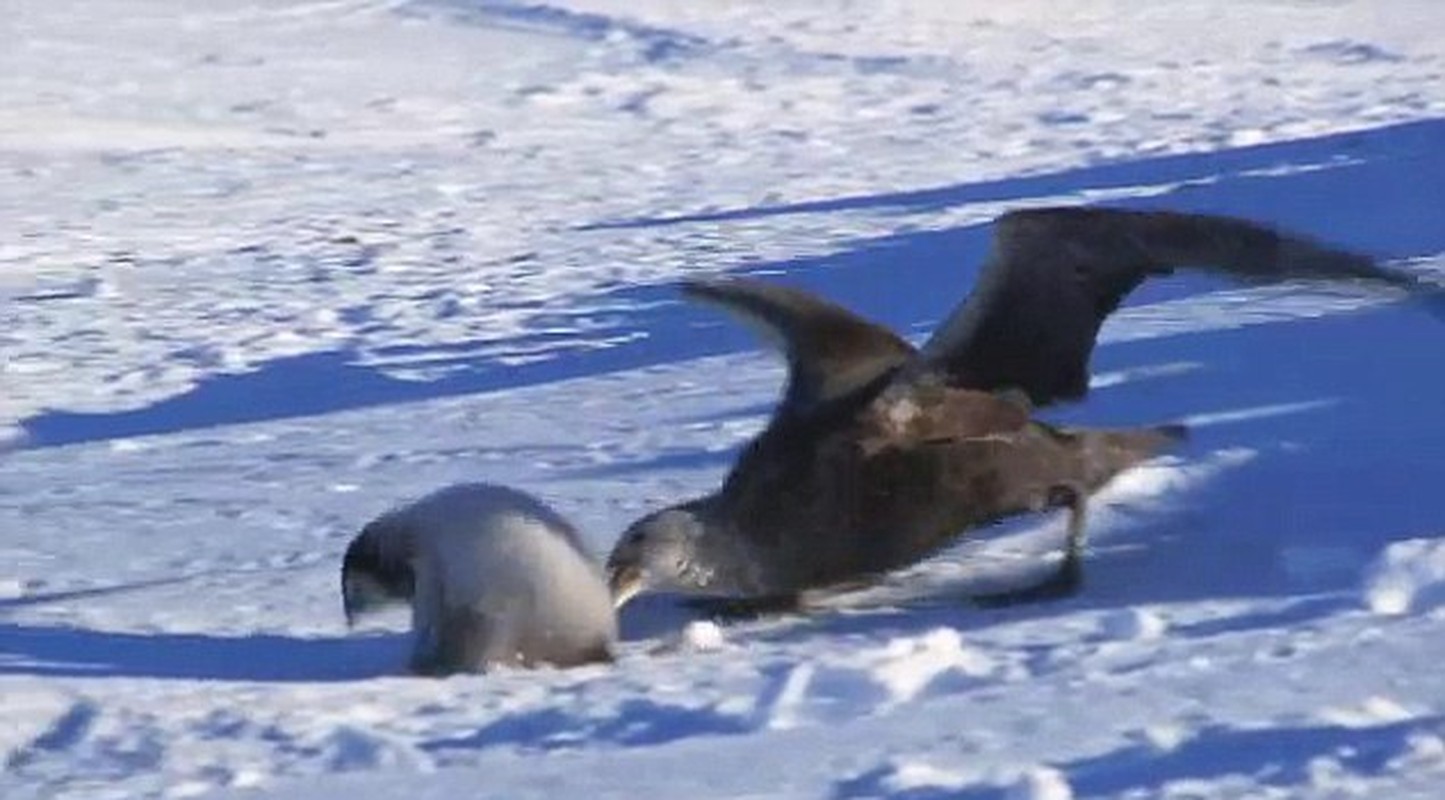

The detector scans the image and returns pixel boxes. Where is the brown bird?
[606,206,1433,611]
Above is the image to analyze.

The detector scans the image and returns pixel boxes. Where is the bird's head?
[340,520,414,627]
[606,505,713,609]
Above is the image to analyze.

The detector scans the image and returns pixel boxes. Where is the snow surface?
[2,0,1444,798]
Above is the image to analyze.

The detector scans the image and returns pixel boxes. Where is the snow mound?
[881,759,973,793]
[1006,766,1075,800]
[1362,537,1445,615]
[313,725,433,774]
[648,620,730,655]
[0,425,28,452]
[758,628,994,729]
[0,577,28,600]
[1098,608,1170,641]
[1317,696,1416,728]
[1,690,89,768]
[835,755,978,799]
[675,620,727,652]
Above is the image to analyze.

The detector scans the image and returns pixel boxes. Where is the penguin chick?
[342,483,617,675]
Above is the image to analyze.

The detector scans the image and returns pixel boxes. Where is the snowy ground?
[3,1,1444,798]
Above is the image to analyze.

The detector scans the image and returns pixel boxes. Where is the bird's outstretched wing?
[917,206,1427,406]
[682,278,915,416]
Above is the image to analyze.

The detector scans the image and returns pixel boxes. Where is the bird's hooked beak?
[607,563,646,610]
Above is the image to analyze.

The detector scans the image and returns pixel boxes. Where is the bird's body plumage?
[689,385,1181,597]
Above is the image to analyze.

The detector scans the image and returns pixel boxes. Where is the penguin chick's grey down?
[342,483,617,675]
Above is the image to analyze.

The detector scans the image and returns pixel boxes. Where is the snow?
[669,620,727,654]
[1098,607,1170,641]
[2,0,1444,798]
[1006,767,1075,800]
[1362,539,1445,617]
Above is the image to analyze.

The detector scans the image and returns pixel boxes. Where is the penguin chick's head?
[340,520,414,626]
[606,505,711,609]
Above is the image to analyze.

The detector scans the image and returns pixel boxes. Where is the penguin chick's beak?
[341,573,390,629]
[342,584,363,629]
[608,564,645,610]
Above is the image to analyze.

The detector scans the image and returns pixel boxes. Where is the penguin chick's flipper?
[409,605,501,676]
[972,485,1087,608]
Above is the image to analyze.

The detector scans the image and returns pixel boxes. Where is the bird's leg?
[972,485,1086,608]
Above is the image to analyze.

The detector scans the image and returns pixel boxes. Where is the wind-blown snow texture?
[2,1,1443,798]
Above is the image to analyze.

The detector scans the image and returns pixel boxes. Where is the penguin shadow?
[0,621,409,682]
[0,568,417,682]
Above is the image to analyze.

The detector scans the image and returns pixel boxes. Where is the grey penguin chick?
[341,482,617,675]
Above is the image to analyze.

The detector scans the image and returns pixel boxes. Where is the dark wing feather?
[919,206,1424,406]
[683,278,915,416]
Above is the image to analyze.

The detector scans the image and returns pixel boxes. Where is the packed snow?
[2,1,1443,798]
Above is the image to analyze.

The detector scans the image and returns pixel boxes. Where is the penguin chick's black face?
[340,523,414,626]
[606,507,708,609]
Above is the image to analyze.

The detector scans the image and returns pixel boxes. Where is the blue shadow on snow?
[19,117,1445,451]
[833,716,1444,799]
[0,623,407,682]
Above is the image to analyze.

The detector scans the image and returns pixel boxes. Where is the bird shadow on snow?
[833,716,1445,799]
[0,622,407,682]
[18,117,1444,451]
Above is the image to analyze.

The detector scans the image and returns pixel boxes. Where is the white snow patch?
[755,662,817,732]
[1395,731,1445,769]
[1317,695,1417,728]
[1134,724,1190,753]
[1098,448,1257,502]
[878,757,972,793]
[314,725,433,774]
[861,628,993,704]
[676,620,727,653]
[0,425,29,452]
[1089,361,1202,390]
[760,628,995,730]
[0,689,85,766]
[1177,399,1339,429]
[1363,538,1445,616]
[1099,608,1169,641]
[1005,766,1074,800]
